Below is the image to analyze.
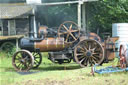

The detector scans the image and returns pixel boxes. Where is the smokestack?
[26,0,42,38]
[29,15,35,38]
[29,9,38,38]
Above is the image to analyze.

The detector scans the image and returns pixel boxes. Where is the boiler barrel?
[20,38,65,52]
[35,38,65,52]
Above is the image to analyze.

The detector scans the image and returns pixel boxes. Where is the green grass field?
[0,52,128,85]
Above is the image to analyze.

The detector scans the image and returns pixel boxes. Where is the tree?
[88,0,128,37]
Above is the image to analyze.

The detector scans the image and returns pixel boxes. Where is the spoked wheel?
[74,39,104,67]
[32,52,42,69]
[12,50,34,72]
[58,21,80,44]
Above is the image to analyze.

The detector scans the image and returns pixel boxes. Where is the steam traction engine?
[12,21,106,71]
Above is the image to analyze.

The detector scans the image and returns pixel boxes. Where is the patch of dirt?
[120,80,125,84]
[15,76,88,85]
[43,78,66,85]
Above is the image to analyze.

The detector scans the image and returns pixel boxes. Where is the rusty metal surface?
[35,38,65,52]
[0,35,24,41]
[106,51,115,60]
[88,32,101,42]
[38,26,48,38]
[104,37,119,61]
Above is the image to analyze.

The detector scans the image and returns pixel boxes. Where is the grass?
[0,52,128,85]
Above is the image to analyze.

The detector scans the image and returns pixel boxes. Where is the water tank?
[112,23,128,57]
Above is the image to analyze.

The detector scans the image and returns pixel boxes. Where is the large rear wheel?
[74,39,104,67]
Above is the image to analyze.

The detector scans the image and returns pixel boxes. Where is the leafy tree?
[88,0,128,37]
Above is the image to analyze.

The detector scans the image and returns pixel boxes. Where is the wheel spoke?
[86,58,89,66]
[71,30,79,33]
[76,53,84,56]
[83,46,88,51]
[79,57,86,64]
[77,46,85,51]
[92,52,99,55]
[17,63,22,68]
[59,32,68,35]
[91,57,97,64]
[65,33,70,42]
[69,24,72,30]
[63,25,69,32]
[84,41,89,50]
[91,47,96,52]
[88,43,91,50]
[34,56,40,59]
[91,55,99,62]
[78,56,85,60]
[15,60,21,63]
[34,59,39,64]
[69,33,77,40]
[83,57,88,65]
[33,52,38,57]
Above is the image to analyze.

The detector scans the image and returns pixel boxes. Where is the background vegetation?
[36,0,128,37]
[0,0,128,36]
[88,0,128,35]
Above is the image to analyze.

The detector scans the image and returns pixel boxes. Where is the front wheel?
[12,50,34,72]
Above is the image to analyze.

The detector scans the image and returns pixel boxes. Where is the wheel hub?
[20,59,26,64]
[86,51,92,57]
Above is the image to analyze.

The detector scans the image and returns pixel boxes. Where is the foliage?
[36,4,77,27]
[88,0,128,36]
[0,46,16,58]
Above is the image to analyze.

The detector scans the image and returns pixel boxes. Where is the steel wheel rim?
[12,50,34,72]
[74,39,104,67]
[58,21,80,44]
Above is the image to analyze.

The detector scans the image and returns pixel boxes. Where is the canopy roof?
[0,4,33,19]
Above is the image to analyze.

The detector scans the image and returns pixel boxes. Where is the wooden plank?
[0,35,24,41]
[16,38,19,51]
[8,20,16,36]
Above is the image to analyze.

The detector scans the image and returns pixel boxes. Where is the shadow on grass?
[35,64,81,71]
[0,63,82,75]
